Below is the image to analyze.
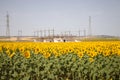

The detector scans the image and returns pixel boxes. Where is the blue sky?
[0,0,120,36]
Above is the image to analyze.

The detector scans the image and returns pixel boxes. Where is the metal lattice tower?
[6,12,10,37]
[88,16,92,36]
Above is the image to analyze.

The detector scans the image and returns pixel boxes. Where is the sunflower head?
[24,50,30,58]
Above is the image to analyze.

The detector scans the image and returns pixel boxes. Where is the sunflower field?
[0,41,120,80]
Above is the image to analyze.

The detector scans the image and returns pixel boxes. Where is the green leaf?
[28,67,32,73]
[106,75,110,80]
[12,71,18,77]
[71,68,75,72]
[1,76,6,79]
[84,69,88,74]
[22,75,30,80]
[48,74,54,79]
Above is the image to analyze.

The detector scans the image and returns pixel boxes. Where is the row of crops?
[0,41,120,80]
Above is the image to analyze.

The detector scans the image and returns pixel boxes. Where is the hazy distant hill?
[93,35,119,38]
[82,35,120,41]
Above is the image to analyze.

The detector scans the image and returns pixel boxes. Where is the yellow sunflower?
[24,50,30,58]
